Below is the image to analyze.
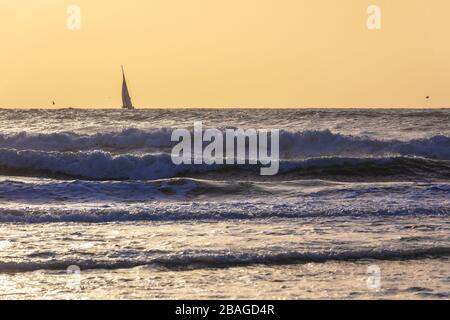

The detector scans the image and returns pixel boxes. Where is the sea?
[0,108,449,299]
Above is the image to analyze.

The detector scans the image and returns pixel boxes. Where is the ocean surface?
[0,108,449,299]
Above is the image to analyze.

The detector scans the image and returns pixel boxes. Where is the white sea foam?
[1,129,450,159]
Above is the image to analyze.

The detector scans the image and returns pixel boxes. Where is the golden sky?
[1,0,450,108]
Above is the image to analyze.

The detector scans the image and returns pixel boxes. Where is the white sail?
[121,66,134,110]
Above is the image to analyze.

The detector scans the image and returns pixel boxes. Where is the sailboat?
[121,66,134,110]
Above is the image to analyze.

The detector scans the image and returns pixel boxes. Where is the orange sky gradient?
[1,0,450,108]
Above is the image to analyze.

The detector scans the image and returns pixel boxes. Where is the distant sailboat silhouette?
[121,66,134,110]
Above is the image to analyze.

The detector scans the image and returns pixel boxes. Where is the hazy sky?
[1,0,450,108]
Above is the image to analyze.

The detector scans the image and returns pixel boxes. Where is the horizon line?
[0,106,449,110]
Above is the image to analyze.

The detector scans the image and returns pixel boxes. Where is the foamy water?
[0,109,449,299]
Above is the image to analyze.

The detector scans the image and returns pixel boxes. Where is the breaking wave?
[0,202,449,223]
[0,247,449,272]
[0,148,449,180]
[1,129,450,159]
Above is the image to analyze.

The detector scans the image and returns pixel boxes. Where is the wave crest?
[1,129,450,159]
[0,148,449,180]
[0,247,448,272]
